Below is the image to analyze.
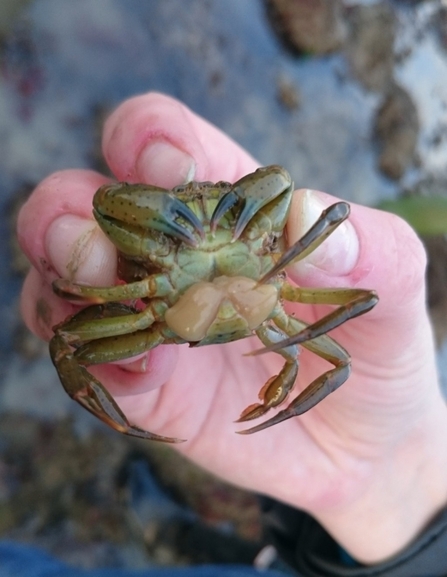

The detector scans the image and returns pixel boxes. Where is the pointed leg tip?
[130,432,187,443]
[235,403,269,423]
[234,416,255,424]
[234,415,259,424]
[243,343,272,357]
[244,346,269,357]
[124,425,186,444]
[163,437,187,444]
[236,410,295,435]
[235,422,269,435]
[137,433,187,444]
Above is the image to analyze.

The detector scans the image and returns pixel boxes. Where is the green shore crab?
[50,165,378,443]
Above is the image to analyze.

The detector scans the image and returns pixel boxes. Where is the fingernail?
[136,140,196,188]
[45,215,117,284]
[288,189,360,276]
[112,352,149,373]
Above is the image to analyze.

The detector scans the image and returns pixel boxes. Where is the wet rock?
[266,0,346,55]
[0,415,145,566]
[0,0,30,40]
[434,5,447,52]
[0,413,263,567]
[374,83,419,180]
[345,1,396,92]
[276,73,300,111]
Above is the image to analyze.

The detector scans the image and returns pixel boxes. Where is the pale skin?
[18,92,447,565]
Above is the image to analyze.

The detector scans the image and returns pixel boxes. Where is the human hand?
[18,93,447,564]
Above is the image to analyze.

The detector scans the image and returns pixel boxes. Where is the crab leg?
[259,202,350,283]
[52,273,173,304]
[49,334,184,443]
[50,303,185,440]
[236,324,299,422]
[238,309,351,434]
[55,301,168,344]
[71,323,176,366]
[249,285,378,355]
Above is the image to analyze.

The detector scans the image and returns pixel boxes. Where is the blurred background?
[1,0,447,571]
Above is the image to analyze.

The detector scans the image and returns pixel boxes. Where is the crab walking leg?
[236,324,299,422]
[49,335,184,443]
[259,202,350,284]
[238,310,351,435]
[71,324,176,366]
[249,285,379,355]
[52,273,173,304]
[54,301,168,344]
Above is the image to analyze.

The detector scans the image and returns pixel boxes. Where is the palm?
[112,293,436,509]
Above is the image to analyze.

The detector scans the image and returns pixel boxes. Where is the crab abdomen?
[165,276,278,344]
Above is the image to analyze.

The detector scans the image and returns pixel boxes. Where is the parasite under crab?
[49,165,378,443]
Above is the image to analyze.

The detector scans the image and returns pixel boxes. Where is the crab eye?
[269,235,279,251]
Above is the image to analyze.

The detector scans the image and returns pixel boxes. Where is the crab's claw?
[210,165,293,240]
[93,183,205,247]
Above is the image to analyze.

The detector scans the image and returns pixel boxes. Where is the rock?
[345,1,396,92]
[375,84,419,179]
[266,0,346,55]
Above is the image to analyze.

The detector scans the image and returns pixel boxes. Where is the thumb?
[285,188,430,357]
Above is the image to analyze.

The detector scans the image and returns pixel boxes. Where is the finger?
[102,91,258,187]
[21,266,75,341]
[285,188,429,355]
[17,169,115,284]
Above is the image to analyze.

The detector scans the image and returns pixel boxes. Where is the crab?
[49,165,378,443]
